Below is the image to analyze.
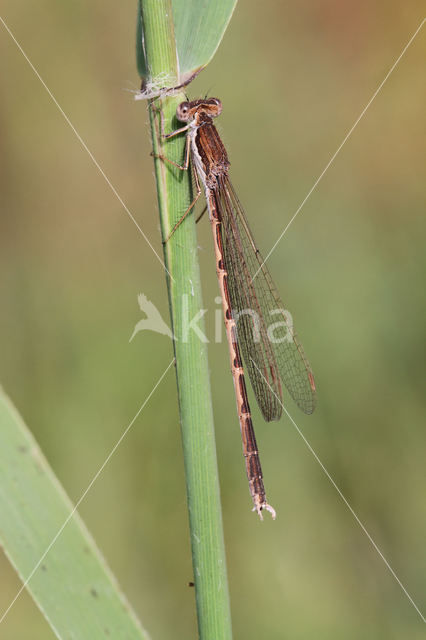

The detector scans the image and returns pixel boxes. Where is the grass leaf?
[139,1,233,637]
[0,388,149,640]
[173,0,238,83]
[137,0,238,86]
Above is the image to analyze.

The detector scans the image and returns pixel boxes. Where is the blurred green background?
[0,2,425,638]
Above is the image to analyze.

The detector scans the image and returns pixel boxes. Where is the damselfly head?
[176,98,223,123]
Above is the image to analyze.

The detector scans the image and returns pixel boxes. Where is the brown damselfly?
[155,98,316,519]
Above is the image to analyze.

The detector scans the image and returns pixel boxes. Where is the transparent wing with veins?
[215,175,316,418]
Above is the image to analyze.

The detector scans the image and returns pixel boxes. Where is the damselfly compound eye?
[176,102,190,121]
[209,98,223,117]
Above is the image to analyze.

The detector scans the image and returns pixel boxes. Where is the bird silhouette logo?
[129,294,174,342]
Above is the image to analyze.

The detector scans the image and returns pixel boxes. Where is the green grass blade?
[0,388,149,640]
[137,0,238,86]
[136,0,147,80]
[139,1,233,637]
[173,0,238,83]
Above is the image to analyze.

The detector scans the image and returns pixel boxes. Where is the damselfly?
[155,98,316,519]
